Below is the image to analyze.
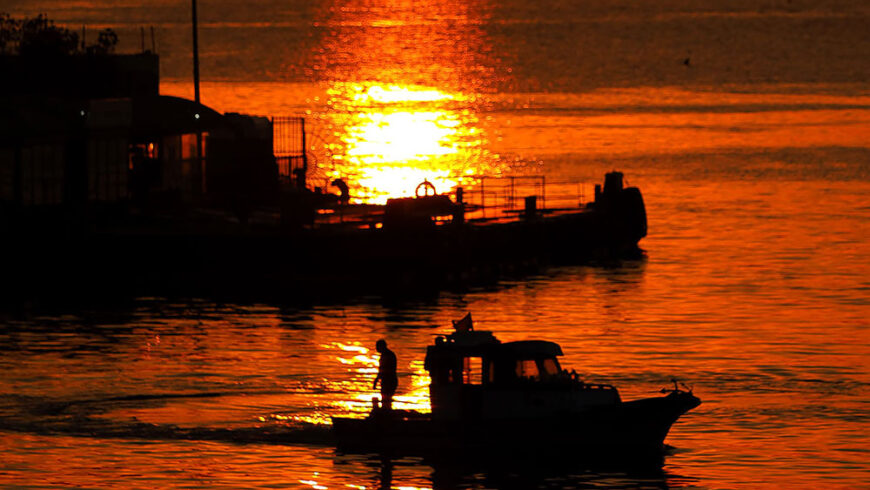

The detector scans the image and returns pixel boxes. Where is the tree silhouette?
[17,14,79,56]
[91,28,118,55]
[0,13,120,56]
[0,13,19,54]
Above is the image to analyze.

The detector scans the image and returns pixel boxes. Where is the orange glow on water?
[356,166,456,204]
[321,83,491,203]
[350,84,459,104]
[324,339,431,414]
[298,0,504,202]
[5,0,870,488]
[344,111,459,164]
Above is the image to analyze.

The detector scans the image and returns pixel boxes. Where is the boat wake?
[0,393,335,446]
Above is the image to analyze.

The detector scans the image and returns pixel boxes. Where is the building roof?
[131,95,223,138]
[500,340,563,358]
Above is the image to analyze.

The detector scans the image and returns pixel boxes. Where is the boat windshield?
[541,357,560,377]
[516,359,539,380]
[515,357,561,381]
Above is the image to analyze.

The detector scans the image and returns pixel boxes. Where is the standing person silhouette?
[372,339,398,411]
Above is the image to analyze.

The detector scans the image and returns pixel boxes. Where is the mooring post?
[524,195,537,220]
[454,187,465,225]
[481,178,485,218]
[301,117,308,174]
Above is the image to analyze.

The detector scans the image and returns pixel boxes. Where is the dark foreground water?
[1,0,869,488]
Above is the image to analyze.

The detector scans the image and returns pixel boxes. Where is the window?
[20,144,64,205]
[541,358,560,377]
[462,357,482,385]
[88,137,128,201]
[516,359,539,380]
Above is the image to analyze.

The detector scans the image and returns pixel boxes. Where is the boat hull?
[332,391,700,455]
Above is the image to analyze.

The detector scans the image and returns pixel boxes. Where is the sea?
[0,0,868,488]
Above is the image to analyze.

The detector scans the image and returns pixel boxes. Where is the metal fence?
[272,116,307,185]
[451,176,592,222]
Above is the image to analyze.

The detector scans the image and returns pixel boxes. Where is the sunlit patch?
[351,84,458,104]
[322,82,499,203]
[400,364,432,412]
[329,342,368,354]
[326,341,378,367]
[393,393,430,412]
[320,326,432,417]
[291,413,333,425]
[344,111,458,164]
[299,477,327,490]
[334,394,380,415]
[356,166,457,204]
[335,354,377,365]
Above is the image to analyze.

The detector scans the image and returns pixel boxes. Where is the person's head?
[376,339,387,352]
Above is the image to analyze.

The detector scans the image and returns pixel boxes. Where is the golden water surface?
[1,0,870,488]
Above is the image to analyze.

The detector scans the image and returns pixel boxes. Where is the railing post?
[542,175,546,212]
[481,178,485,218]
[301,117,308,173]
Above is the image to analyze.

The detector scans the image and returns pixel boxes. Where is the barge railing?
[304,175,595,229]
[454,175,592,223]
[270,116,596,228]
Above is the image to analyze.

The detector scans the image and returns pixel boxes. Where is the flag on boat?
[452,313,473,332]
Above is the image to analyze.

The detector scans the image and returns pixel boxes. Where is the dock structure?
[3,165,646,301]
[0,32,646,302]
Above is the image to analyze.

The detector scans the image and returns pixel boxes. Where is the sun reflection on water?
[321,340,431,417]
[351,84,461,104]
[321,83,498,203]
[345,111,457,163]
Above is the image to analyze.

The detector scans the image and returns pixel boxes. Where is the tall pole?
[192,0,205,194]
[191,0,201,104]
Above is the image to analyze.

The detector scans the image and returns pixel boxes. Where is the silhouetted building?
[0,53,159,99]
[0,51,278,228]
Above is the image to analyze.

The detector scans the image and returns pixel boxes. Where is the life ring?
[415,180,437,198]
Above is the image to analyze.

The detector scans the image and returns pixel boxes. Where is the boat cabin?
[424,329,621,421]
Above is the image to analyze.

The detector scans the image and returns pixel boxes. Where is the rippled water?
[1,171,867,488]
[2,0,870,488]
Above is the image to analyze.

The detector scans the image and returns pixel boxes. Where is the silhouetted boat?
[332,316,700,455]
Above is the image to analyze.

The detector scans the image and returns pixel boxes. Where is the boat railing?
[558,371,619,391]
[450,175,594,223]
[270,116,598,228]
[578,382,617,391]
[294,174,598,230]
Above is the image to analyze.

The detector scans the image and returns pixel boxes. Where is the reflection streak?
[324,338,429,416]
[323,83,491,203]
[307,0,504,202]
